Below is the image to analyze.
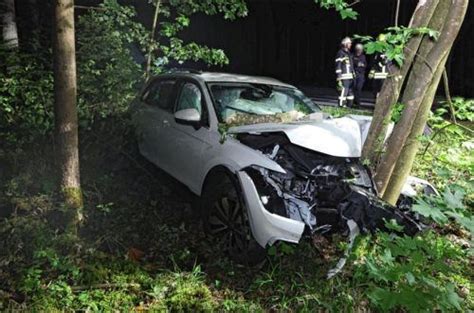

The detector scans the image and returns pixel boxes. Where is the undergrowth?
[1,110,473,312]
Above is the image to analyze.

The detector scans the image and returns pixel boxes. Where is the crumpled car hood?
[228,117,362,158]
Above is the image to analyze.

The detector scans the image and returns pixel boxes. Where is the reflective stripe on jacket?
[370,54,390,80]
[335,49,354,80]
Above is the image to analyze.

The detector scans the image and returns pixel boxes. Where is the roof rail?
[165,68,202,74]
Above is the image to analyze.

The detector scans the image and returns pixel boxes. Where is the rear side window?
[142,80,176,112]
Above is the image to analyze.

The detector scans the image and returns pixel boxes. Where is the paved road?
[297,85,376,109]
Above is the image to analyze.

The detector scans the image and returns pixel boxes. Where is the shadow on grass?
[0,119,367,311]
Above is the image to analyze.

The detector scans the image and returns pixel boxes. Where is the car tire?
[201,170,266,266]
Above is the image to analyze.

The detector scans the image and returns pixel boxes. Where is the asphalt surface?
[297,86,376,109]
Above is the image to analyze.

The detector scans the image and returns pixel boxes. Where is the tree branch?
[442,67,456,123]
[74,5,106,10]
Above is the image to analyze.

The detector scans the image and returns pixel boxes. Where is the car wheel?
[201,170,266,266]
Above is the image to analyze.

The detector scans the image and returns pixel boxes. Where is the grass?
[0,114,472,312]
[319,104,373,117]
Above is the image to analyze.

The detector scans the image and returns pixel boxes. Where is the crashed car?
[132,71,436,265]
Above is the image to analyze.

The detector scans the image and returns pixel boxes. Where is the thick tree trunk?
[382,54,447,205]
[2,0,19,48]
[53,0,83,232]
[361,0,439,166]
[377,0,468,203]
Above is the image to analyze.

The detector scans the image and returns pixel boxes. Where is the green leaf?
[441,284,462,310]
[411,199,448,224]
[442,188,465,210]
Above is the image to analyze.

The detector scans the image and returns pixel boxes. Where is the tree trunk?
[382,54,447,205]
[361,0,439,166]
[377,0,468,203]
[145,0,161,80]
[2,0,19,48]
[27,0,40,50]
[53,0,83,232]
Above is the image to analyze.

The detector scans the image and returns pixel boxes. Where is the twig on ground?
[421,122,473,157]
[71,283,141,292]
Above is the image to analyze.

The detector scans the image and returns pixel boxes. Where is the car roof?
[156,71,296,89]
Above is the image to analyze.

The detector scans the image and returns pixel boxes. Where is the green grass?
[319,104,373,117]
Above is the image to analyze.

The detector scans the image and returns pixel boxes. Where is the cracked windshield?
[209,83,321,125]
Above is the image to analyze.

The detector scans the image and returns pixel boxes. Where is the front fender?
[196,137,285,195]
[237,171,305,247]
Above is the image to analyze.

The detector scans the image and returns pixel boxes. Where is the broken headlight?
[245,166,318,229]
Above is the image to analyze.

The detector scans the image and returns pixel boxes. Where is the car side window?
[142,79,176,112]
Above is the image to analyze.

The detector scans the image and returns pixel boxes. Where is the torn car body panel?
[234,131,424,248]
[237,171,305,247]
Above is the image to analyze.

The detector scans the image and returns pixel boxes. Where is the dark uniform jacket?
[369,53,390,79]
[353,53,367,77]
[335,49,354,80]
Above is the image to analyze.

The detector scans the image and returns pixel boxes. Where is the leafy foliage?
[0,45,54,140]
[313,0,358,20]
[414,103,474,199]
[439,97,474,122]
[413,186,474,238]
[0,0,248,143]
[353,231,469,312]
[390,102,405,123]
[76,1,146,125]
[148,0,248,72]
[354,26,439,66]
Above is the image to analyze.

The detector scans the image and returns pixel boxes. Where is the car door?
[164,80,214,191]
[135,78,177,172]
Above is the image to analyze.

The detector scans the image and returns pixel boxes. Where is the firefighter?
[369,53,390,98]
[353,43,367,107]
[335,37,355,107]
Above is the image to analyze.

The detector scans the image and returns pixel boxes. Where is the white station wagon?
[132,71,435,264]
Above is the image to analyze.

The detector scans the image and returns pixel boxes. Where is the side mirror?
[174,108,201,128]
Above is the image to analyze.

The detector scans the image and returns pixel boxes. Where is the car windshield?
[208,83,320,125]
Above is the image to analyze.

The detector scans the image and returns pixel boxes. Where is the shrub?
[75,0,147,126]
[0,45,54,140]
[353,231,470,312]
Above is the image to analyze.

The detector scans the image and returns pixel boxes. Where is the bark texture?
[53,0,83,230]
[2,0,19,48]
[361,0,439,165]
[383,54,447,204]
[377,0,469,203]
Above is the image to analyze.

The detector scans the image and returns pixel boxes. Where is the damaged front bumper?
[238,167,423,249]
[237,171,305,247]
[233,132,426,249]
